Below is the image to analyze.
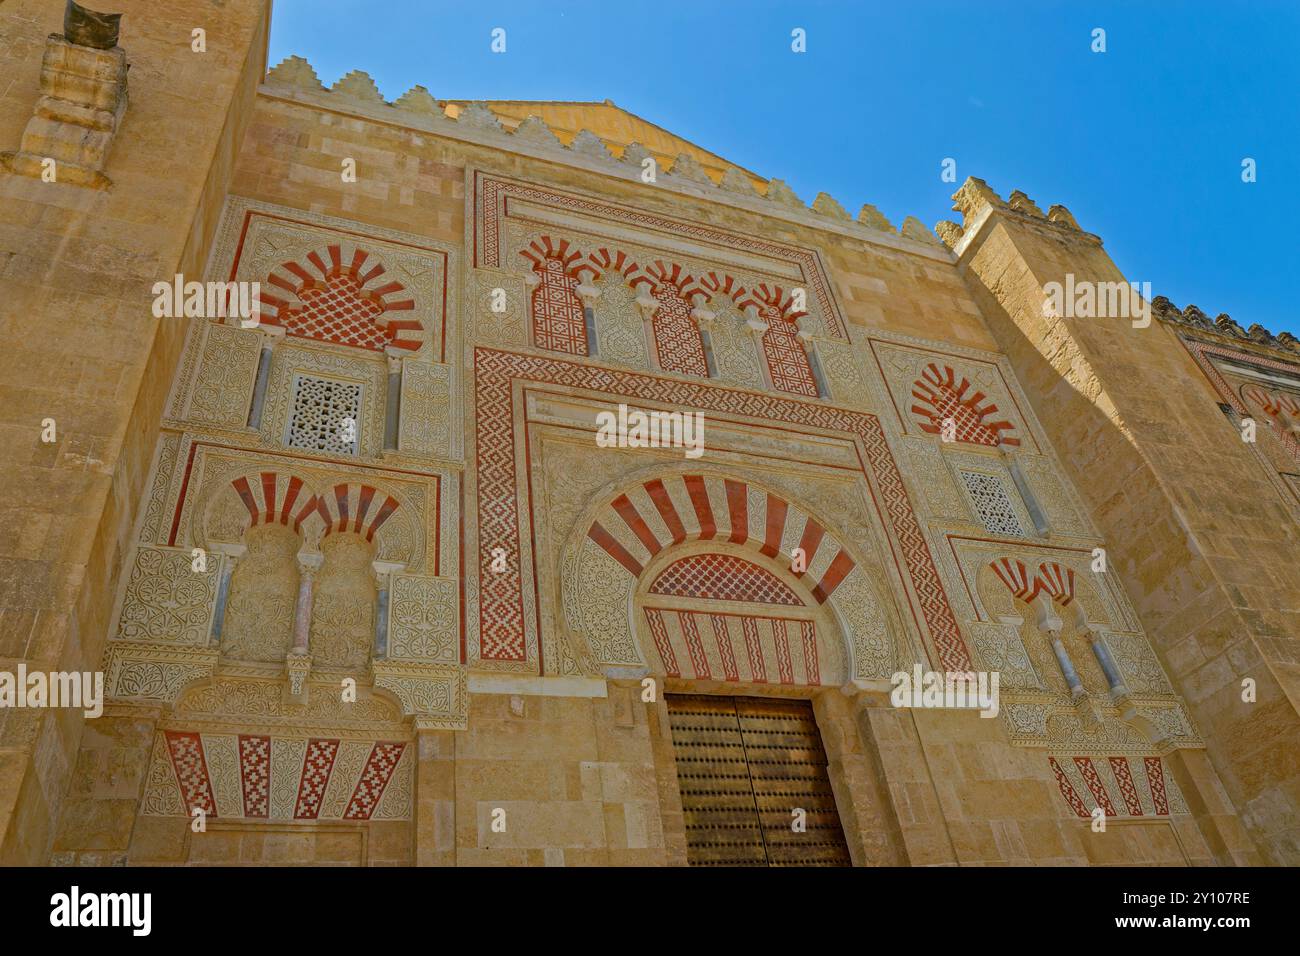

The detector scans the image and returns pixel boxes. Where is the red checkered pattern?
[1074,757,1118,816]
[649,553,803,605]
[260,246,421,353]
[344,742,406,820]
[911,363,1019,447]
[238,735,271,818]
[1109,756,1145,816]
[165,731,217,817]
[473,348,970,671]
[294,739,340,819]
[1048,757,1090,818]
[1145,756,1170,815]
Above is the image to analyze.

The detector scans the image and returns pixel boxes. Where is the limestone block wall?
[947,181,1298,864]
[0,0,271,865]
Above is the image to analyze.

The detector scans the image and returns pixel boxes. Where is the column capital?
[575,283,601,308]
[384,346,406,373]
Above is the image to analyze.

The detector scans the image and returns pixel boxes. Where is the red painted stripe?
[231,476,259,524]
[348,248,368,277]
[761,495,787,558]
[282,261,313,285]
[260,472,277,524]
[267,273,298,294]
[280,475,303,526]
[612,494,662,557]
[644,608,679,677]
[742,616,767,683]
[724,480,748,544]
[293,494,318,532]
[359,262,385,284]
[355,485,376,533]
[710,614,738,681]
[371,281,404,298]
[587,522,643,576]
[684,475,714,539]
[306,251,329,278]
[334,484,350,533]
[678,611,711,679]
[800,620,820,685]
[796,519,825,577]
[644,479,686,544]
[327,244,343,276]
[367,496,400,541]
[813,549,855,603]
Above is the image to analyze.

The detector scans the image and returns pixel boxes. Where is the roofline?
[441,98,767,182]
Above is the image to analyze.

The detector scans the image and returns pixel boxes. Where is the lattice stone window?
[285,373,362,455]
[959,470,1026,538]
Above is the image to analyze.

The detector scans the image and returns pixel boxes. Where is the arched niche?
[556,468,900,683]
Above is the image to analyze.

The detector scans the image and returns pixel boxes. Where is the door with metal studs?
[665,694,852,866]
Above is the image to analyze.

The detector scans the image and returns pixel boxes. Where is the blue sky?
[268,0,1299,334]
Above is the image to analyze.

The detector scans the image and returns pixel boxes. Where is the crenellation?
[330,69,385,105]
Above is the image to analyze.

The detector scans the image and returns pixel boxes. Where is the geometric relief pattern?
[294,739,340,819]
[113,545,219,644]
[187,322,262,428]
[388,575,459,663]
[165,731,218,816]
[343,743,407,819]
[959,471,1026,537]
[642,607,827,686]
[475,347,970,671]
[649,553,803,606]
[1049,754,1186,818]
[286,374,363,455]
[238,735,271,818]
[144,733,413,821]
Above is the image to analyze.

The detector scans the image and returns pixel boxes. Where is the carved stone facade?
[4,18,1291,867]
